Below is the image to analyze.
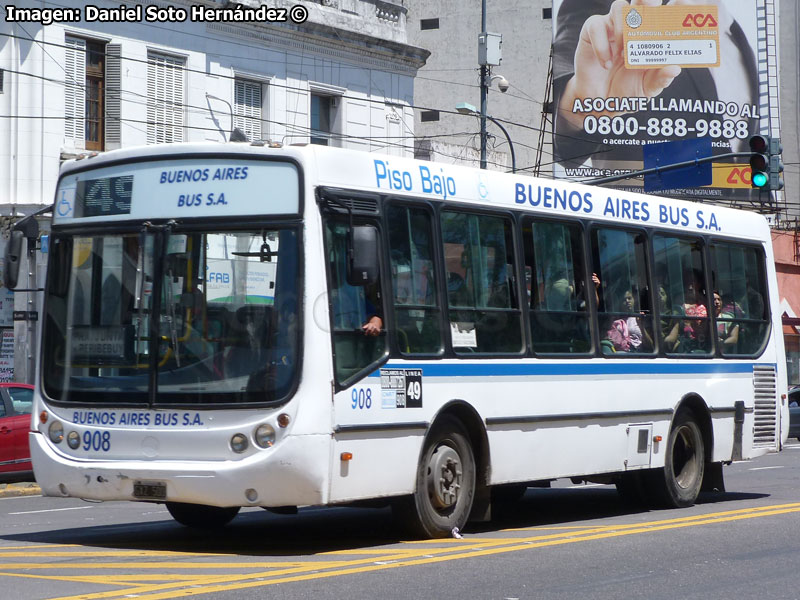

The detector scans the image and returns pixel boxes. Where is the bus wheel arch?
[395,401,488,538]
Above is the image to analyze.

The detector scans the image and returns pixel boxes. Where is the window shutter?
[64,37,86,148]
[233,79,262,141]
[147,52,185,144]
[104,44,122,149]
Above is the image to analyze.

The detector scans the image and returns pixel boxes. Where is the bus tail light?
[48,421,64,444]
[254,424,276,448]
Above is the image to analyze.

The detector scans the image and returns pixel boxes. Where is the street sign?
[13,311,38,321]
[643,137,712,192]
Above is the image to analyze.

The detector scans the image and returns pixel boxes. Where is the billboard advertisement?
[552,0,769,202]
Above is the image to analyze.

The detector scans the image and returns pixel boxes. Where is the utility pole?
[477,0,502,170]
[479,0,487,169]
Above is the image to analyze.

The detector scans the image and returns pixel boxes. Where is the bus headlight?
[48,421,64,444]
[254,424,276,448]
[230,433,249,453]
[67,431,81,449]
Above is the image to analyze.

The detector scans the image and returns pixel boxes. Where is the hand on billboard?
[559,0,681,129]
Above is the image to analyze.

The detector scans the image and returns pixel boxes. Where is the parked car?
[789,386,800,442]
[0,383,34,481]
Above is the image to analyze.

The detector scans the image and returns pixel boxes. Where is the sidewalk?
[0,482,42,498]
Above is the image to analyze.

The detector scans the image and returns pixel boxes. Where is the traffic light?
[749,135,784,190]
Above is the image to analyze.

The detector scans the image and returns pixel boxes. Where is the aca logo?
[726,167,752,185]
[682,13,718,27]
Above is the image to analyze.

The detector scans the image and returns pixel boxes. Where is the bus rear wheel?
[397,416,476,538]
[649,410,705,508]
[166,502,241,528]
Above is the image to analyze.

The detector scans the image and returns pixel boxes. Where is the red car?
[0,383,34,481]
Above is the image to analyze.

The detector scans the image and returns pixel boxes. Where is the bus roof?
[57,142,770,241]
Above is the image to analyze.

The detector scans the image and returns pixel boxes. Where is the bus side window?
[386,204,443,355]
[592,228,654,356]
[710,243,769,356]
[324,219,388,384]
[440,211,522,354]
[524,218,591,354]
[653,235,711,355]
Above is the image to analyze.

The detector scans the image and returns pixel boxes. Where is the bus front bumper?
[29,432,330,508]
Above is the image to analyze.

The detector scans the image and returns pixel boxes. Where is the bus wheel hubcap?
[428,445,462,509]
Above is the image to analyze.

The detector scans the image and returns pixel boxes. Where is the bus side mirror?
[3,230,24,290]
[346,225,379,286]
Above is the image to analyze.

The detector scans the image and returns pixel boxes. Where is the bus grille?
[752,364,777,448]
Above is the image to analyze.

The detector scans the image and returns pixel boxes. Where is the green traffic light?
[752,171,768,187]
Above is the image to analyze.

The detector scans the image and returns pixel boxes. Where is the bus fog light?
[49,421,64,444]
[245,488,258,502]
[254,424,276,448]
[230,433,249,453]
[67,431,81,449]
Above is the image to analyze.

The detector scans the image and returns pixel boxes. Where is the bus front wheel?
[397,416,476,538]
[166,502,241,528]
[650,410,705,508]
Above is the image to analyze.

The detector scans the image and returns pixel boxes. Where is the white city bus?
[24,142,787,537]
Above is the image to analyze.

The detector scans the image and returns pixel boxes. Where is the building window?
[234,78,265,142]
[420,110,440,122]
[0,68,4,93]
[65,36,110,150]
[542,7,552,19]
[420,18,440,30]
[147,52,185,144]
[84,40,105,151]
[310,93,333,146]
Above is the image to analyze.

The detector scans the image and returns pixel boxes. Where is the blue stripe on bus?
[368,362,764,378]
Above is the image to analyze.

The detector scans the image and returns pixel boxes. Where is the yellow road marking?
[0,502,798,600]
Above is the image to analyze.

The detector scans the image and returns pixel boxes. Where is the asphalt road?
[2,444,800,600]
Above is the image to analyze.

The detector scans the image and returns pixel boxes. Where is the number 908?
[351,388,372,410]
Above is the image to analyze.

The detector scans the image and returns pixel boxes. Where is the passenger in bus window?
[361,285,383,337]
[714,291,739,350]
[679,279,709,352]
[657,284,681,352]
[622,288,653,352]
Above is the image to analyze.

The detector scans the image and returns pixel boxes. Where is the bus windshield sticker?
[70,325,133,364]
[450,322,477,348]
[380,368,422,408]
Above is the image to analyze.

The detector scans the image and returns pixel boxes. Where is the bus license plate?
[133,481,167,500]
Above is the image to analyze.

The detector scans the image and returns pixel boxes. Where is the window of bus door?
[42,229,301,406]
[324,220,388,385]
[652,235,711,355]
[591,228,655,355]
[386,204,443,355]
[440,211,522,354]
[710,242,769,356]
[524,218,591,354]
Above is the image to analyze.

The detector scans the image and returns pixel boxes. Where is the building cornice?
[124,0,428,74]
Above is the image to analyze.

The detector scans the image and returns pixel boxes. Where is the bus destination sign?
[76,175,133,217]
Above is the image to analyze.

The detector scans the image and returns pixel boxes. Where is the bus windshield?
[42,227,300,406]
